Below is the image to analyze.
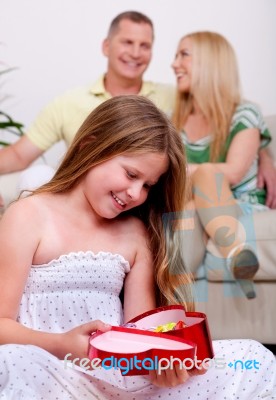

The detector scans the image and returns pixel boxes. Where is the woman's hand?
[258,148,276,208]
[0,194,4,210]
[58,320,111,362]
[148,363,207,388]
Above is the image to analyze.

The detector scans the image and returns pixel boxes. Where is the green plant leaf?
[0,111,24,136]
[0,67,17,76]
[0,60,24,145]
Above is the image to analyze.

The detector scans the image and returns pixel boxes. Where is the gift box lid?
[128,305,214,362]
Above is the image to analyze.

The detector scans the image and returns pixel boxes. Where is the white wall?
[1,0,276,134]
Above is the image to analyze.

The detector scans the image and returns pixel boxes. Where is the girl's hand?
[148,363,207,388]
[58,320,111,361]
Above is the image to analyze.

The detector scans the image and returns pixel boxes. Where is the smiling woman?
[171,31,272,299]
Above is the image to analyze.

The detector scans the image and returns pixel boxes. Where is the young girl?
[171,31,272,299]
[0,96,275,399]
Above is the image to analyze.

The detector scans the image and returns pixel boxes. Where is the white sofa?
[1,117,276,345]
[0,141,66,208]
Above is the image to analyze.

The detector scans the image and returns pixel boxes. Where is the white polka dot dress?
[0,252,275,399]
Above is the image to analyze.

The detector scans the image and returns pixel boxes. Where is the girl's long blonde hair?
[172,31,241,161]
[32,95,194,311]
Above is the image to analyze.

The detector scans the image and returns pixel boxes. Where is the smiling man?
[103,13,154,95]
[0,11,175,178]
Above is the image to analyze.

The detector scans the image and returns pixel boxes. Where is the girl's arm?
[0,200,110,361]
[0,200,63,354]
[188,127,260,185]
[123,219,156,323]
[0,200,40,322]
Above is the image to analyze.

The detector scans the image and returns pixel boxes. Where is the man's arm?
[258,147,276,209]
[0,135,43,174]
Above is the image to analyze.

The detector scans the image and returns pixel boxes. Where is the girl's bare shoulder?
[1,194,52,225]
[115,215,150,248]
[118,214,147,234]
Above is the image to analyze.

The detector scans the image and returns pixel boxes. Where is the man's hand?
[258,148,276,208]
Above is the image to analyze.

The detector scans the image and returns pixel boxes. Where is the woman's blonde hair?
[172,31,241,161]
[33,95,194,311]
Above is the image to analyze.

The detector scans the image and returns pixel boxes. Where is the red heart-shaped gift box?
[88,305,214,375]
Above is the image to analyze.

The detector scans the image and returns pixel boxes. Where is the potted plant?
[0,66,24,146]
[0,64,24,213]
